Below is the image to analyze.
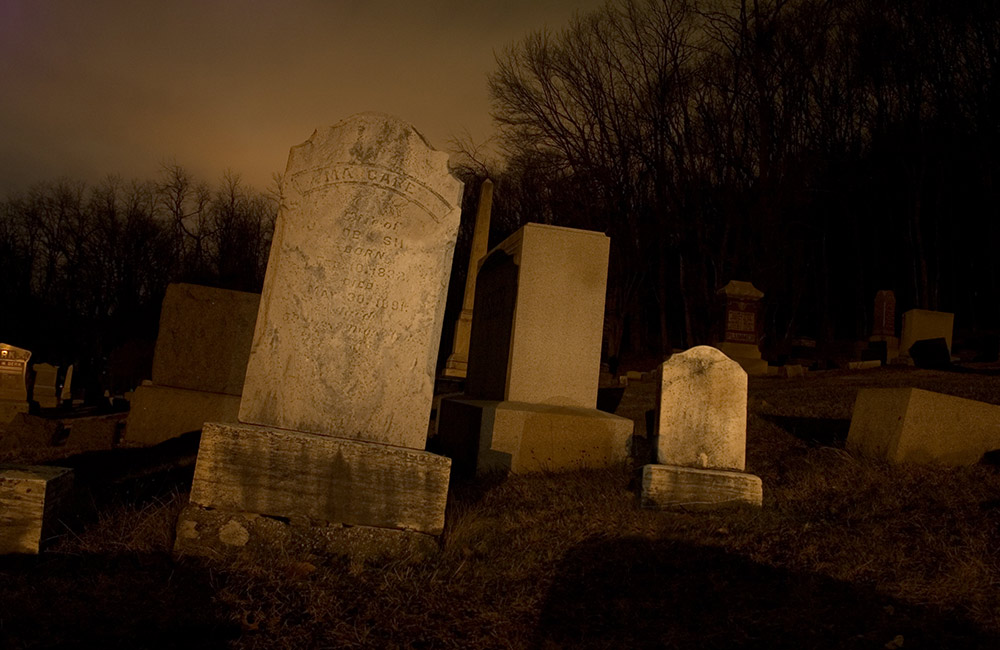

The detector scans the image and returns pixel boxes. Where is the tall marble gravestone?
[177,114,463,556]
[641,346,762,509]
[437,223,633,476]
[0,344,31,425]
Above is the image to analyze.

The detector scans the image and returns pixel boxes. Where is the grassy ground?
[2,367,1000,648]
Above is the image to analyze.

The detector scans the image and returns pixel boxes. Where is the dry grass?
[2,367,1000,648]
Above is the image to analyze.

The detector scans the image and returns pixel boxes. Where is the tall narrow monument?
[176,114,464,556]
[442,179,493,379]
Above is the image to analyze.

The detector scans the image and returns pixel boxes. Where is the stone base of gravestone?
[124,384,241,446]
[640,464,762,510]
[714,342,768,376]
[908,337,952,370]
[174,503,438,562]
[0,465,73,554]
[848,388,1000,466]
[436,399,633,477]
[441,309,473,378]
[187,422,450,535]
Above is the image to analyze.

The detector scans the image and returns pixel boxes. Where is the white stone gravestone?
[178,113,463,557]
[641,346,762,509]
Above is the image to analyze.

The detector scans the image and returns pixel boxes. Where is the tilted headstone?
[0,465,73,554]
[849,388,1000,465]
[642,346,762,509]
[180,113,463,557]
[60,365,73,403]
[239,114,463,448]
[442,178,493,379]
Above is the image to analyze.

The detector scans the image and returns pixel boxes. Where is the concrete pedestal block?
[641,464,762,510]
[0,465,73,554]
[124,384,241,446]
[437,399,633,476]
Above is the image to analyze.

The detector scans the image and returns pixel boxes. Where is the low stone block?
[174,503,438,562]
[848,388,1000,465]
[437,399,633,477]
[900,309,954,357]
[0,465,73,554]
[124,384,241,446]
[641,464,762,510]
[190,422,451,535]
[847,360,881,370]
[781,364,805,378]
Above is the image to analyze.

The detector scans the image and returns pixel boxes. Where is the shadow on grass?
[0,552,239,649]
[759,414,852,447]
[537,536,999,649]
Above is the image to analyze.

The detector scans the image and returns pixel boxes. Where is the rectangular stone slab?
[847,387,1000,465]
[239,113,463,449]
[190,422,451,535]
[641,464,762,510]
[0,465,73,554]
[900,309,953,356]
[151,283,260,395]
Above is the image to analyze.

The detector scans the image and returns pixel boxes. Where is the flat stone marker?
[642,346,761,510]
[240,113,463,449]
[0,465,73,554]
[179,113,463,557]
[848,388,1000,465]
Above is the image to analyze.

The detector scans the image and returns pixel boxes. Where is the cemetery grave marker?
[642,346,762,509]
[0,344,31,426]
[715,281,768,375]
[177,113,463,557]
[438,223,633,476]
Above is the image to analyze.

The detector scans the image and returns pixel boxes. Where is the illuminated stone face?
[0,343,31,403]
[238,113,463,449]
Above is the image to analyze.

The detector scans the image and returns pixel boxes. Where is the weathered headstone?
[641,346,762,509]
[0,465,73,554]
[178,113,463,557]
[31,363,59,409]
[900,309,954,360]
[438,223,633,476]
[0,344,31,425]
[442,178,493,379]
[715,281,767,375]
[848,388,1000,465]
[125,283,260,446]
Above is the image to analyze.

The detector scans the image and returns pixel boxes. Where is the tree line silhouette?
[456,0,1000,362]
[0,165,277,395]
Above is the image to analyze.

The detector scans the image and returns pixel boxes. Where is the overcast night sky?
[0,0,604,195]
